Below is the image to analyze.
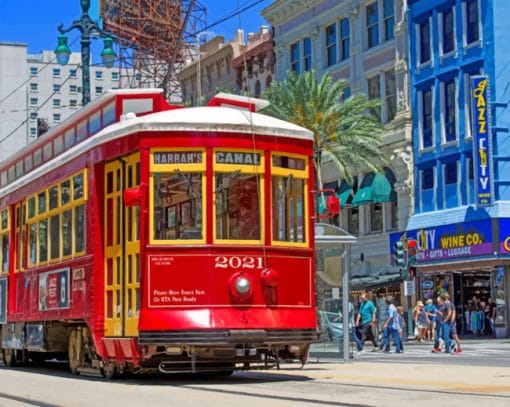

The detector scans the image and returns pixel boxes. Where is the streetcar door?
[104,153,140,337]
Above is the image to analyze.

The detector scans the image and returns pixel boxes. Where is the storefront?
[390,219,510,338]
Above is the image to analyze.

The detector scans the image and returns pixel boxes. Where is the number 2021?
[214,256,264,269]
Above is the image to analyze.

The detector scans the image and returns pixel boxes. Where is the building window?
[370,203,383,233]
[95,86,103,94]
[466,0,480,44]
[340,18,350,61]
[254,80,261,98]
[290,42,301,73]
[70,85,78,93]
[30,128,37,136]
[367,75,381,121]
[421,168,434,190]
[53,84,61,92]
[347,207,359,235]
[385,70,396,122]
[30,113,37,120]
[30,67,38,76]
[30,98,38,106]
[53,99,61,108]
[326,23,337,66]
[53,114,61,122]
[95,71,103,80]
[52,68,61,77]
[421,89,433,148]
[442,8,455,54]
[30,83,38,91]
[444,162,457,185]
[303,37,312,71]
[383,0,394,41]
[342,86,352,101]
[444,79,456,142]
[70,69,77,78]
[366,2,379,49]
[111,71,119,80]
[70,99,78,107]
[418,20,431,64]
[135,73,141,81]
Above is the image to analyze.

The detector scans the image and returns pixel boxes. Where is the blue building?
[400,0,510,337]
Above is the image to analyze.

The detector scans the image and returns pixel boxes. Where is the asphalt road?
[0,340,509,407]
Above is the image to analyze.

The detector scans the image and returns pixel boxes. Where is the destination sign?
[153,151,202,165]
[215,151,261,165]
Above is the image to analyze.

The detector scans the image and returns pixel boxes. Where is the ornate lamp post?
[55,0,117,106]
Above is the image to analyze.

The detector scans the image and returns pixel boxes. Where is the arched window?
[265,75,272,90]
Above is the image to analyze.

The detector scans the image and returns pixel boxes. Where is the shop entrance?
[419,271,496,336]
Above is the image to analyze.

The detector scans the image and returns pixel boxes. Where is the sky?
[0,0,271,57]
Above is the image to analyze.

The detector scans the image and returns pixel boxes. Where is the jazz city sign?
[390,220,493,263]
[471,75,494,207]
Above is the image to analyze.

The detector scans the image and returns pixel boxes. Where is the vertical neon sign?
[471,75,493,207]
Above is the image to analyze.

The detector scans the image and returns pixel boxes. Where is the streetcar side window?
[152,172,203,241]
[215,174,261,241]
[271,154,308,246]
[26,170,88,267]
[0,209,9,273]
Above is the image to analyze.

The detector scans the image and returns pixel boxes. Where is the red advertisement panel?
[147,254,312,308]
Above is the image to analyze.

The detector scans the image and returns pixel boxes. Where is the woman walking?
[413,301,429,342]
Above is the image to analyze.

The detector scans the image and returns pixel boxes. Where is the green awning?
[351,172,394,206]
[336,181,353,208]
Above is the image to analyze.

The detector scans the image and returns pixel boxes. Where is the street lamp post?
[55,0,116,106]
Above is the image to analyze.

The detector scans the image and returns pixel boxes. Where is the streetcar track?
[0,392,60,407]
[179,385,374,407]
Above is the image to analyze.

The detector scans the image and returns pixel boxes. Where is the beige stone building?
[178,31,244,105]
[231,26,275,98]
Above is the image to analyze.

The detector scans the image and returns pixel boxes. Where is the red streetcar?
[0,89,318,376]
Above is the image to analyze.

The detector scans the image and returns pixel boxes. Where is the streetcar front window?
[152,172,203,241]
[272,176,305,243]
[215,173,261,240]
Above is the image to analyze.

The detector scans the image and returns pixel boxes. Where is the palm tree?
[263,71,386,189]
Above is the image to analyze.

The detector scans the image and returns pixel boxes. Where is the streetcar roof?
[0,103,313,197]
[125,106,314,140]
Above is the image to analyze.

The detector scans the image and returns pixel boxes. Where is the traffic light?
[406,239,417,280]
[394,241,405,268]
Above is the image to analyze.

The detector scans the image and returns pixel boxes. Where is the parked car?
[318,310,343,342]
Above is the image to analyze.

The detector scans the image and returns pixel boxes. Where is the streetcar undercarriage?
[1,322,316,376]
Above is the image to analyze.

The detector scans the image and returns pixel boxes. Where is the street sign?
[404,280,415,296]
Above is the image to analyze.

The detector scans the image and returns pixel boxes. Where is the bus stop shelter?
[313,223,357,362]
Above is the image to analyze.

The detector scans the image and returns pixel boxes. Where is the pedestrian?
[444,293,462,353]
[355,292,379,352]
[397,305,406,352]
[431,296,444,353]
[413,301,429,342]
[488,297,497,336]
[424,298,437,341]
[432,294,453,353]
[382,295,402,354]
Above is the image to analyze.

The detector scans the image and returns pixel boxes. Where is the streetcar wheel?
[68,330,81,375]
[101,362,117,380]
[2,348,17,367]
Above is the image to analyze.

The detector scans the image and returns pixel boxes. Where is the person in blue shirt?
[355,292,379,351]
[424,299,437,342]
[382,295,402,353]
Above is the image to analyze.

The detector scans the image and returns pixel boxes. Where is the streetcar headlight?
[235,276,251,294]
[229,273,253,299]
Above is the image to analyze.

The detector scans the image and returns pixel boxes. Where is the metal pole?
[342,244,351,362]
[196,37,201,106]
[80,35,91,106]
